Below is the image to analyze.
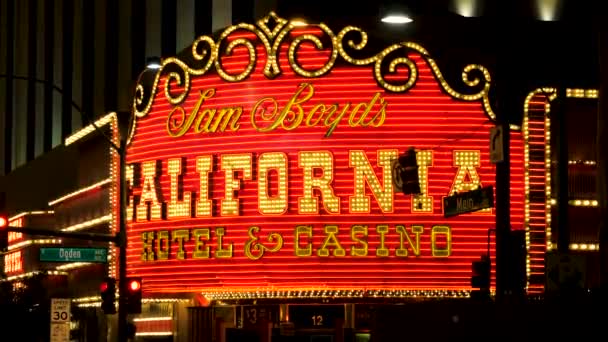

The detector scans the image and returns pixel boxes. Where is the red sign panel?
[125,18,525,297]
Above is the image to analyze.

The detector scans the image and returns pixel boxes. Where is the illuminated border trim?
[65,112,117,146]
[131,11,497,143]
[135,332,173,337]
[551,198,599,207]
[55,262,94,271]
[8,239,62,251]
[0,270,67,282]
[570,243,600,251]
[62,112,119,279]
[202,289,472,300]
[49,179,112,206]
[566,88,598,99]
[60,214,112,232]
[523,87,556,293]
[568,160,596,165]
[74,297,189,307]
[133,317,172,322]
[8,211,54,222]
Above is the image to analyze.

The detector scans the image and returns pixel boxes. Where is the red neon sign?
[125,22,526,297]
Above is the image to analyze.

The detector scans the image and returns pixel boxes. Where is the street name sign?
[40,247,108,263]
[443,186,494,218]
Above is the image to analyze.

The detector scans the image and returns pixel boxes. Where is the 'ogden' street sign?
[40,247,108,263]
[443,186,494,218]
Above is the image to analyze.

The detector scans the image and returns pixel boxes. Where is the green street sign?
[40,247,108,263]
[443,186,494,218]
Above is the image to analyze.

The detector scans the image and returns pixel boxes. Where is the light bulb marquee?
[125,12,539,299]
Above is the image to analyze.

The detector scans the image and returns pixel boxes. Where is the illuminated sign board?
[4,251,23,274]
[124,13,538,298]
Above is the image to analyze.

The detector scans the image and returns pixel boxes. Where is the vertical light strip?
[544,89,557,252]
[109,114,119,279]
[523,87,556,292]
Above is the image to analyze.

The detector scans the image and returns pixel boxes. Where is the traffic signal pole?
[117,143,129,342]
[494,13,512,301]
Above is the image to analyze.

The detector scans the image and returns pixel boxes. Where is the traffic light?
[0,191,8,251]
[398,147,421,195]
[471,255,491,290]
[124,277,142,314]
[100,277,117,314]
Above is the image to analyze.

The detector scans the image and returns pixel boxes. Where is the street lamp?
[116,58,161,342]
[380,3,413,24]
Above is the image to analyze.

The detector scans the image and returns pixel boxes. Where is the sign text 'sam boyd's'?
[123,12,535,298]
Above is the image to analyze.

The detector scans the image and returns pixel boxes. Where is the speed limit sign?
[50,298,71,323]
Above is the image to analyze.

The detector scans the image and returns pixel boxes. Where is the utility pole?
[117,137,129,342]
[493,14,513,301]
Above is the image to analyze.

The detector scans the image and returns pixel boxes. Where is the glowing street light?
[381,14,413,24]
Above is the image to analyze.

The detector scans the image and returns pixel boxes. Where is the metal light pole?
[117,133,129,342]
[117,62,160,341]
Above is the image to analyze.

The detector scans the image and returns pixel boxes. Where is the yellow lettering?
[193,228,210,259]
[215,227,233,258]
[350,225,368,256]
[450,151,489,213]
[431,225,452,257]
[209,107,243,132]
[126,164,135,222]
[349,150,397,213]
[305,103,329,126]
[258,152,288,214]
[196,156,213,217]
[362,97,387,127]
[317,225,345,257]
[395,225,423,257]
[412,151,433,213]
[194,108,217,133]
[191,89,216,133]
[376,225,389,257]
[295,226,312,257]
[298,151,339,214]
[172,229,189,260]
[136,160,163,221]
[167,158,192,219]
[323,102,350,137]
[141,232,155,261]
[221,154,252,216]
[166,89,215,137]
[156,230,170,260]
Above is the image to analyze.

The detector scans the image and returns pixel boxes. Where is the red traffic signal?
[0,215,8,251]
[124,277,142,314]
[128,279,141,291]
[100,277,117,314]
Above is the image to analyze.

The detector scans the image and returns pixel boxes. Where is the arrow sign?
[490,126,504,164]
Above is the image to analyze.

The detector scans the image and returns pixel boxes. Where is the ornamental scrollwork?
[132,11,495,123]
[244,226,284,260]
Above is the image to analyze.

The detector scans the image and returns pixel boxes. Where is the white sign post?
[50,298,71,342]
[490,126,504,164]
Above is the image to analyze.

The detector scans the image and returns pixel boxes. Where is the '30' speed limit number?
[50,298,71,323]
